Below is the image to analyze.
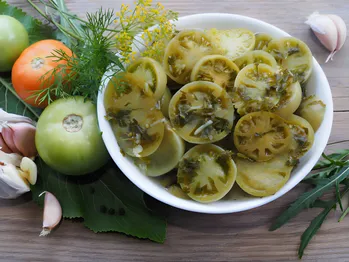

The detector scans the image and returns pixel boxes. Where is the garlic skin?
[305,12,347,62]
[40,191,62,237]
[0,109,37,158]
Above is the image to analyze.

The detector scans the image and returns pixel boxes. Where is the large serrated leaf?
[31,159,167,243]
[0,76,41,120]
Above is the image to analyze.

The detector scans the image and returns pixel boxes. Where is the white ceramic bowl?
[97,13,333,214]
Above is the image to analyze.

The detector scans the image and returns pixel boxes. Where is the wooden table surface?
[2,0,349,261]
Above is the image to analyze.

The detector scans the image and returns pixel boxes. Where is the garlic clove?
[305,12,338,53]
[0,163,30,199]
[0,150,23,167]
[11,123,37,158]
[19,157,37,185]
[0,133,12,154]
[40,191,62,237]
[1,126,21,154]
[327,14,347,52]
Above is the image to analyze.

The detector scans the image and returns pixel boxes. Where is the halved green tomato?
[127,57,167,100]
[190,55,239,95]
[297,95,326,132]
[167,184,191,200]
[159,87,172,118]
[207,28,255,59]
[274,81,302,118]
[234,154,292,197]
[233,50,277,70]
[134,121,185,177]
[169,81,235,144]
[234,111,292,161]
[267,37,313,83]
[177,144,237,203]
[285,114,315,163]
[163,30,217,84]
[233,63,281,115]
[254,33,273,51]
[107,107,165,157]
[104,72,157,111]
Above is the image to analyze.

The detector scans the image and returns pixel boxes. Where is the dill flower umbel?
[114,1,178,63]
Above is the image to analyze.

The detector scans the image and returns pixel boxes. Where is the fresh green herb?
[26,0,177,105]
[270,150,349,258]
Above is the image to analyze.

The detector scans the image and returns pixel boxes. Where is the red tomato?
[11,39,72,108]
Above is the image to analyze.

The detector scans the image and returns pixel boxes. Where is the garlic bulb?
[0,151,38,199]
[0,109,37,158]
[305,12,347,62]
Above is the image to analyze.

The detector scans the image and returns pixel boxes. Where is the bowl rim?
[97,12,334,214]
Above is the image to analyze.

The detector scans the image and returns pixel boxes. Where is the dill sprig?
[26,0,178,105]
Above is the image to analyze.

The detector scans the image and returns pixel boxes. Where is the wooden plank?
[2,0,349,261]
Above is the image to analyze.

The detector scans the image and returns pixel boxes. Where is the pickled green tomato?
[233,50,277,70]
[159,87,172,118]
[267,37,313,83]
[190,55,240,95]
[35,97,110,176]
[285,114,315,162]
[274,81,302,118]
[233,112,292,162]
[104,72,157,111]
[254,33,273,51]
[207,28,256,59]
[0,15,29,72]
[127,57,167,100]
[297,95,326,132]
[169,81,235,144]
[109,108,165,158]
[134,121,185,177]
[177,144,237,203]
[163,30,217,84]
[233,63,279,115]
[235,154,292,197]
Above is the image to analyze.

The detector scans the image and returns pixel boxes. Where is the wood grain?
[2,0,349,261]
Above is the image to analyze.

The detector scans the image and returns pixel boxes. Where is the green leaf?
[31,159,166,243]
[0,0,54,43]
[314,150,349,169]
[298,204,335,258]
[270,165,349,231]
[0,76,41,120]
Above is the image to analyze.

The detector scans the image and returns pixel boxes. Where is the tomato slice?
[177,144,237,203]
[297,95,326,132]
[127,57,167,100]
[234,111,292,161]
[190,54,240,95]
[235,154,292,197]
[169,81,235,144]
[163,30,217,84]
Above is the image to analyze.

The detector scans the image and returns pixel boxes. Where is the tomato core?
[31,57,45,69]
[62,114,83,132]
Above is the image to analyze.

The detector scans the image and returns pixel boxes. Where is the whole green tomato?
[35,97,110,176]
[0,15,29,72]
